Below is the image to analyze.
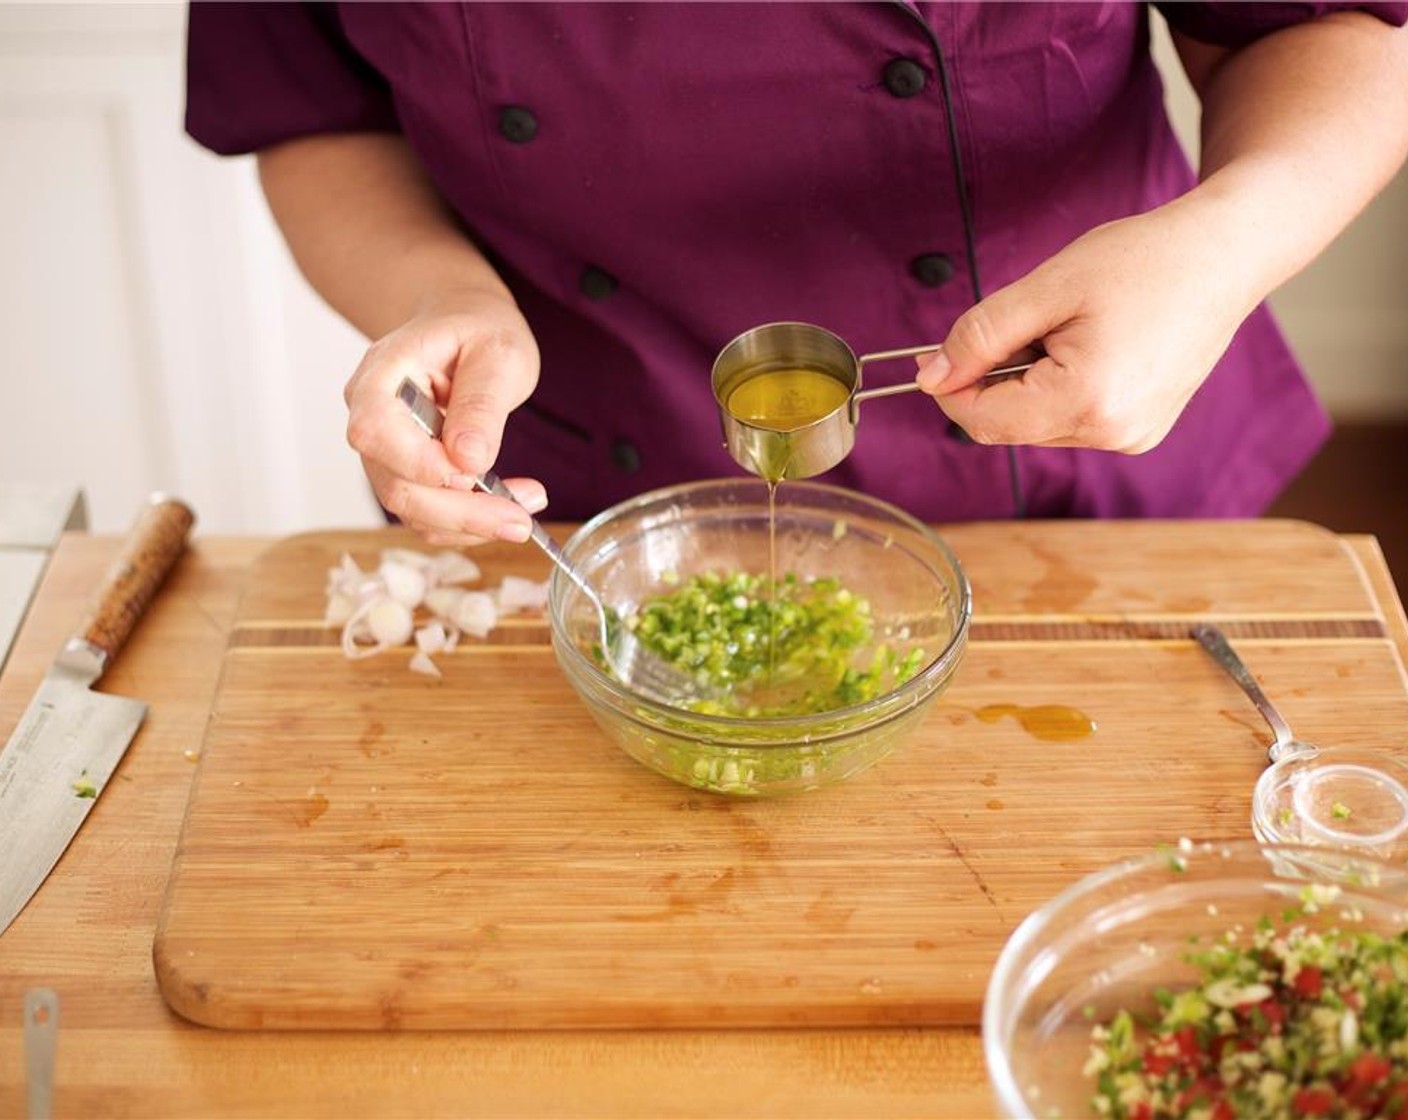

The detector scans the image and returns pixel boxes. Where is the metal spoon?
[395,378,708,705]
[1191,623,1312,763]
[1193,623,1408,860]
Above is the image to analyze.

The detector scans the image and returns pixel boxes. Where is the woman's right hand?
[344,288,547,548]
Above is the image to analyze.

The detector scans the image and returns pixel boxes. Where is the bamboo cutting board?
[154,520,1408,1031]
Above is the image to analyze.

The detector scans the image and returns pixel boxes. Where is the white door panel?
[0,3,379,535]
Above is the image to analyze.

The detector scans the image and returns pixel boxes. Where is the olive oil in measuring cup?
[724,367,852,434]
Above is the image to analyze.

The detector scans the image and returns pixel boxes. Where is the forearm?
[1173,12,1408,300]
[256,132,511,339]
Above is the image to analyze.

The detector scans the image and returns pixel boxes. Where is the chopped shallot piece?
[451,591,498,638]
[324,591,359,627]
[379,547,433,572]
[339,599,384,660]
[327,545,539,672]
[414,621,454,655]
[423,586,465,620]
[496,575,550,613]
[366,598,415,647]
[428,551,481,585]
[378,558,429,608]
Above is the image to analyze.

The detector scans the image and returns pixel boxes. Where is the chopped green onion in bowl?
[623,570,925,718]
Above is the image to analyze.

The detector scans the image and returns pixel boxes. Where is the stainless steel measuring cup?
[711,321,1037,481]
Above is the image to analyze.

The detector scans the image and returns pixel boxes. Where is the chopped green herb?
[626,570,924,718]
[1333,801,1353,820]
[72,779,97,799]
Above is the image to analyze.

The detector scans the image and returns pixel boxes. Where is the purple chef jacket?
[185,1,1408,523]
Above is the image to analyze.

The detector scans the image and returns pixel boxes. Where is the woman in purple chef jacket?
[185,2,1408,543]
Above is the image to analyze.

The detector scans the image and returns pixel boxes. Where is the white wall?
[0,4,1403,535]
[1150,11,1408,420]
[0,1,379,535]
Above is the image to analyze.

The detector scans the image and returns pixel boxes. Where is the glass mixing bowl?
[547,478,970,796]
[983,841,1408,1119]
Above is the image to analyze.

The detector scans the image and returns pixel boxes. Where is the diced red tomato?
[1173,1025,1201,1062]
[1257,998,1287,1031]
[1142,1026,1208,1078]
[1338,1053,1393,1110]
[1384,1081,1408,1120]
[1348,1053,1393,1087]
[1292,1086,1339,1117]
[1293,965,1324,999]
[1175,1075,1226,1112]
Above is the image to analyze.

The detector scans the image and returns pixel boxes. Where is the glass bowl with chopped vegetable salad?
[547,478,970,796]
[983,840,1408,1120]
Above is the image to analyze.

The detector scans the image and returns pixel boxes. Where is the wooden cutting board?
[153,519,1408,1031]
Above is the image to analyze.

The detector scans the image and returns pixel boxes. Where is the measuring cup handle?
[851,344,943,415]
[856,342,944,372]
[851,343,1039,412]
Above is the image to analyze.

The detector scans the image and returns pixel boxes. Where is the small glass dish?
[547,478,970,796]
[1193,624,1408,863]
[983,840,1408,1119]
[1253,745,1408,860]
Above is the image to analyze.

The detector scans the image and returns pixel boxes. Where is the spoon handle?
[1191,624,1298,761]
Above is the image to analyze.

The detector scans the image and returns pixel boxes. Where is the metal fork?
[395,378,706,704]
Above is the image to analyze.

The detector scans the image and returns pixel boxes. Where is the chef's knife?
[0,494,194,937]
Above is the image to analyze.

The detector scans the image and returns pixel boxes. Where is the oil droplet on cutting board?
[976,704,1096,742]
[295,790,330,827]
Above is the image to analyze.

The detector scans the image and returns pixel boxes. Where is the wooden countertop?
[1,523,1406,1119]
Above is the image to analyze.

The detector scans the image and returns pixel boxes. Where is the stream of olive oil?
[727,368,850,694]
[766,478,778,686]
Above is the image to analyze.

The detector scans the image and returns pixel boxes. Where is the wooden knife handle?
[66,495,195,673]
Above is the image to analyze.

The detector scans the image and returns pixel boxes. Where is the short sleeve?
[185,1,399,156]
[1153,1,1408,48]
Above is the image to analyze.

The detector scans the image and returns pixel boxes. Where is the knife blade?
[0,494,194,936]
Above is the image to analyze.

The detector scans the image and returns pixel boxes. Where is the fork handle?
[473,471,591,593]
[395,378,599,605]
